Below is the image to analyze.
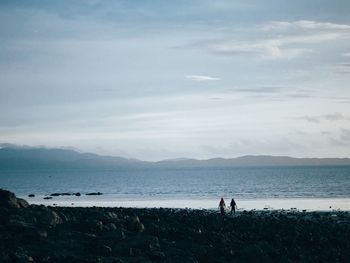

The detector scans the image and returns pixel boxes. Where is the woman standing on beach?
[230,198,237,215]
[219,198,226,215]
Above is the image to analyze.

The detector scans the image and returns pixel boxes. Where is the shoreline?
[24,195,350,211]
[1,189,350,262]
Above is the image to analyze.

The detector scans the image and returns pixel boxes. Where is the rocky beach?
[1,189,350,263]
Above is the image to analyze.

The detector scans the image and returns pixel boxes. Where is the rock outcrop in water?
[0,189,350,262]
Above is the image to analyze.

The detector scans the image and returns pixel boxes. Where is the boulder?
[86,192,103,196]
[8,214,35,229]
[0,189,29,208]
[128,216,145,232]
[100,245,112,255]
[33,207,63,226]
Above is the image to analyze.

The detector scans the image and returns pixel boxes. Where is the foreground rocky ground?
[0,189,349,263]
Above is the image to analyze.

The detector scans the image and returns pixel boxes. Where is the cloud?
[344,52,350,57]
[298,113,350,123]
[196,39,310,60]
[335,63,350,74]
[192,20,350,60]
[340,129,350,141]
[227,86,285,93]
[184,75,221,81]
[330,129,350,147]
[261,20,350,31]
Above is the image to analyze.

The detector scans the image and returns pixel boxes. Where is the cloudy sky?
[1,0,350,160]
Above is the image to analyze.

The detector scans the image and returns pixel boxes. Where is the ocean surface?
[1,166,350,210]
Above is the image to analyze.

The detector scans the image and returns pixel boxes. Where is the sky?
[1,0,350,161]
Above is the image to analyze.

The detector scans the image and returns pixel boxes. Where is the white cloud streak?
[298,113,350,123]
[261,20,350,31]
[197,20,350,60]
[184,75,221,81]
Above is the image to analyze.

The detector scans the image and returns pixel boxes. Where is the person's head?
[221,197,224,201]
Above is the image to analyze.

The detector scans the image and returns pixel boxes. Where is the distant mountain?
[0,146,147,169]
[156,155,350,167]
[0,144,350,170]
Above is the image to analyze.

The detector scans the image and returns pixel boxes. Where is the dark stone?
[75,192,81,196]
[37,229,48,239]
[0,189,29,208]
[43,197,53,200]
[104,223,117,231]
[8,214,35,229]
[14,252,34,263]
[101,245,112,255]
[128,216,145,232]
[34,207,63,226]
[86,192,103,196]
[28,194,35,198]
[115,229,126,240]
[17,198,30,208]
[147,250,166,261]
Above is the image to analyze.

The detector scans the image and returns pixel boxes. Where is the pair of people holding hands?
[219,197,237,215]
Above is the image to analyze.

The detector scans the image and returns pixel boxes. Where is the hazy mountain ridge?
[0,146,148,169]
[1,145,350,169]
[156,155,350,167]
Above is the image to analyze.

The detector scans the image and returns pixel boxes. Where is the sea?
[1,166,350,211]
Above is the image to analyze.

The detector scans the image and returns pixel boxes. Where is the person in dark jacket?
[230,198,237,214]
[219,197,226,215]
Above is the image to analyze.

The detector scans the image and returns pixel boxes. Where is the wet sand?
[26,194,350,211]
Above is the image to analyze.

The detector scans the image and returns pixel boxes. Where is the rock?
[239,241,279,262]
[106,212,119,219]
[34,207,63,226]
[14,252,34,263]
[17,198,30,208]
[37,229,48,239]
[84,233,97,239]
[91,220,103,231]
[8,214,35,229]
[28,194,35,198]
[147,250,166,261]
[101,245,112,255]
[129,248,142,256]
[50,193,60,197]
[104,223,117,231]
[115,229,126,240]
[0,189,29,208]
[75,192,81,196]
[43,197,53,200]
[86,192,103,196]
[129,216,145,232]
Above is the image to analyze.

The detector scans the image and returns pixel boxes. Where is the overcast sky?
[1,0,350,160]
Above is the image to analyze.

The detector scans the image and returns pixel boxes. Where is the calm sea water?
[0,166,349,200]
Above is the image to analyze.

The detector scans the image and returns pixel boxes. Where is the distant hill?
[0,146,146,169]
[156,155,350,167]
[0,144,350,169]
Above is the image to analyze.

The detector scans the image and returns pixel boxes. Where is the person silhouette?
[230,198,237,214]
[219,197,226,215]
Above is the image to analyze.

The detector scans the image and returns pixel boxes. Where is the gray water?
[1,166,349,199]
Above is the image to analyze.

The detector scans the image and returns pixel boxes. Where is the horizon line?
[1,143,350,162]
